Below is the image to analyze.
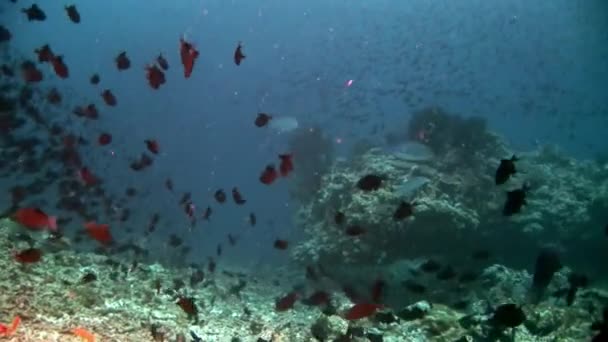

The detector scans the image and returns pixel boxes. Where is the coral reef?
[292,107,608,282]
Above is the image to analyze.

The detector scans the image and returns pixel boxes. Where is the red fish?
[14,248,42,263]
[20,61,43,83]
[343,303,383,320]
[255,113,272,127]
[305,291,330,306]
[179,38,199,78]
[101,89,117,106]
[47,88,62,104]
[234,42,245,66]
[35,44,54,63]
[98,133,112,145]
[157,53,169,70]
[232,187,246,205]
[78,167,97,185]
[0,316,20,336]
[279,154,294,176]
[146,64,166,89]
[84,221,113,244]
[145,139,159,154]
[274,239,288,250]
[275,292,298,311]
[13,208,57,231]
[115,51,130,70]
[259,165,278,185]
[51,55,69,78]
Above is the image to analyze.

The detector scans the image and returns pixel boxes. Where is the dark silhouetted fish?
[490,303,526,329]
[22,4,46,21]
[503,184,529,216]
[495,155,517,185]
[357,174,384,191]
[530,247,562,304]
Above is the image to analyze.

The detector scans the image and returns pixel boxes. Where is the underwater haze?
[1,0,608,341]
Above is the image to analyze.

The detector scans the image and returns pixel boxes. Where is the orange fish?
[84,222,113,244]
[71,327,96,342]
[101,89,117,106]
[51,55,69,78]
[278,154,294,177]
[13,207,57,231]
[0,316,21,336]
[343,303,383,320]
[14,248,43,263]
[179,37,199,78]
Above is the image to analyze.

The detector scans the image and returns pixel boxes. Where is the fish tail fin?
[48,216,58,231]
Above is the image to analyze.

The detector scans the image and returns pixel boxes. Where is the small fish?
[393,201,416,220]
[334,211,345,225]
[402,280,426,293]
[605,223,608,236]
[165,178,174,192]
[65,5,80,23]
[35,44,54,62]
[458,271,478,283]
[51,55,69,78]
[84,221,113,245]
[260,164,278,185]
[12,207,57,231]
[81,272,97,284]
[302,291,330,306]
[157,53,169,70]
[177,296,198,317]
[503,184,530,216]
[232,187,246,205]
[345,225,365,236]
[20,61,43,83]
[490,303,526,328]
[0,316,21,336]
[530,247,562,304]
[275,292,298,311]
[101,89,117,106]
[419,259,441,273]
[78,167,97,185]
[343,303,383,320]
[98,133,112,146]
[179,38,199,78]
[357,174,384,191]
[214,189,226,203]
[22,4,46,21]
[14,248,42,263]
[190,331,202,342]
[216,244,222,256]
[234,42,246,65]
[278,154,294,177]
[47,88,62,104]
[249,213,256,227]
[495,155,517,185]
[255,113,272,127]
[90,73,100,84]
[202,206,212,220]
[115,51,130,70]
[0,25,11,42]
[274,239,288,250]
[145,139,159,154]
[146,64,165,89]
[1,65,14,77]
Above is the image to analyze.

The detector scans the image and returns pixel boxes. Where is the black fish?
[214,189,226,203]
[22,4,46,21]
[402,280,426,294]
[234,42,246,66]
[530,247,562,303]
[503,184,529,216]
[334,211,345,225]
[495,155,517,185]
[490,303,526,328]
[591,307,608,342]
[436,265,457,280]
[394,201,415,220]
[190,331,202,342]
[249,212,256,227]
[419,259,441,273]
[558,273,588,306]
[471,249,491,260]
[605,223,608,236]
[0,25,11,42]
[357,174,384,191]
[157,54,169,70]
[81,272,97,284]
[65,5,80,23]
